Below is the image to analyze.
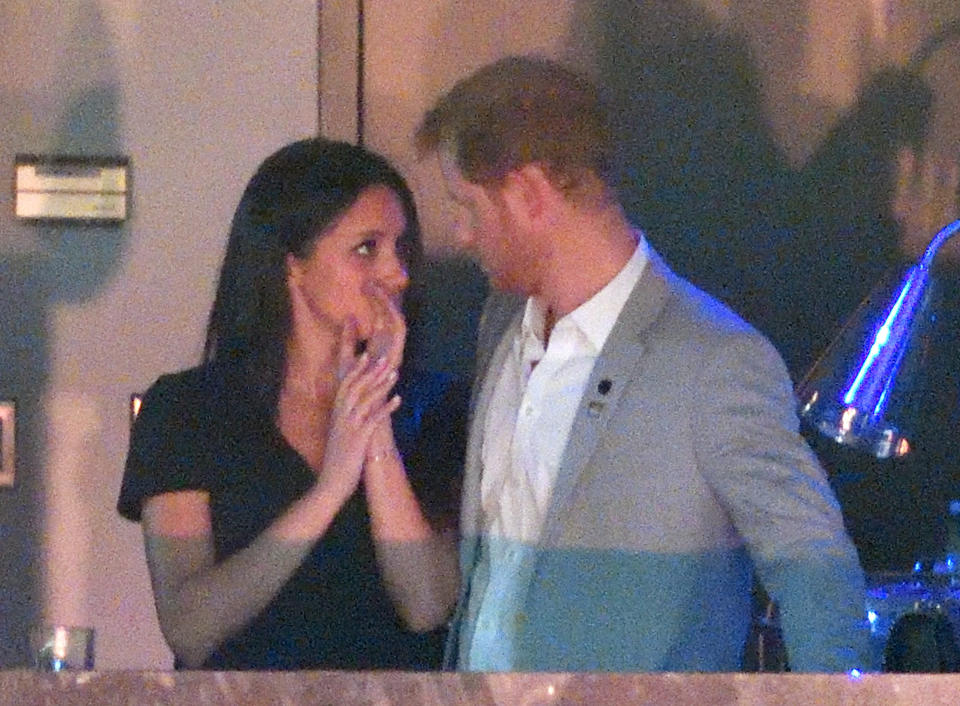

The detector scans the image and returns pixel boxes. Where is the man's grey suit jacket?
[448,248,868,672]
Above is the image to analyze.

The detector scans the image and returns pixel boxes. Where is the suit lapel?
[539,249,673,545]
[460,294,524,541]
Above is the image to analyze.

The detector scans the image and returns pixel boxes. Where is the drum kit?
[867,556,960,672]
[746,550,960,673]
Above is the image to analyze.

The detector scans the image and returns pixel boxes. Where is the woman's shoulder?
[120,365,244,522]
[133,365,263,448]
[142,364,241,414]
[147,364,219,396]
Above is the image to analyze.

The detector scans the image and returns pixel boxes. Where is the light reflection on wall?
[43,391,100,630]
[129,394,142,427]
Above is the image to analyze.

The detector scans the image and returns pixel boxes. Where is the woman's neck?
[281,336,338,403]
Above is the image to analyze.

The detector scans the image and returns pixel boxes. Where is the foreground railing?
[2,669,960,705]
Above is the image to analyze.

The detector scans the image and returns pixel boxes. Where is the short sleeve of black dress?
[118,366,234,521]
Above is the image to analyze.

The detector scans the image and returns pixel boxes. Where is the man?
[414,55,868,672]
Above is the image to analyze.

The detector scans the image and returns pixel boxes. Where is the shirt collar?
[520,232,648,353]
[570,233,648,351]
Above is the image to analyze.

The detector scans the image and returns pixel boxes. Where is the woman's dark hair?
[203,137,421,410]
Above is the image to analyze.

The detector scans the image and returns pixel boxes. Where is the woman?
[118,138,459,670]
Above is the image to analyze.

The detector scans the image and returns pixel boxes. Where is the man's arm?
[693,331,869,672]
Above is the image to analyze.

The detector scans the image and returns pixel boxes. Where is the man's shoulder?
[633,260,793,373]
[644,270,798,393]
[629,253,757,341]
[665,272,754,334]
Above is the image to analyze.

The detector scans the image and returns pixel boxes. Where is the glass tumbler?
[30,625,95,671]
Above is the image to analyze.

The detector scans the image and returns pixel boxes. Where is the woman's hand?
[361,282,407,468]
[363,281,407,372]
[286,277,338,395]
[319,322,401,501]
[356,287,461,630]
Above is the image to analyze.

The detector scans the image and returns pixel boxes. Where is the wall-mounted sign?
[14,154,129,223]
[0,399,15,489]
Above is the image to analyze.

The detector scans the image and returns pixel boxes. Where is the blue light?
[843,276,914,406]
[848,668,863,680]
[867,610,878,625]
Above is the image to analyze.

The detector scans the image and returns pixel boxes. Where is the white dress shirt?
[464,235,649,671]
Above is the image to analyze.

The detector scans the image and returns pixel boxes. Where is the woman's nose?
[379,254,409,293]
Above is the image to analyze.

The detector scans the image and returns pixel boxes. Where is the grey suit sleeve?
[693,330,869,672]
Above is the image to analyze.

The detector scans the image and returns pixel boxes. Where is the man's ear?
[500,163,561,229]
[285,252,302,286]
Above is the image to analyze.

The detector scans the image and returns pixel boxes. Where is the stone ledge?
[0,669,957,705]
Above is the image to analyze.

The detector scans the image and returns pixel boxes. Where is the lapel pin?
[597,379,612,395]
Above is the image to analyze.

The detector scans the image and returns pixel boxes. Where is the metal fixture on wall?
[14,154,129,223]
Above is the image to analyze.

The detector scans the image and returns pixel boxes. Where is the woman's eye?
[354,240,377,257]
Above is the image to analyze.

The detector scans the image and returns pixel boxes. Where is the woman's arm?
[140,344,399,668]
[360,284,459,632]
[363,441,460,632]
[141,481,352,668]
